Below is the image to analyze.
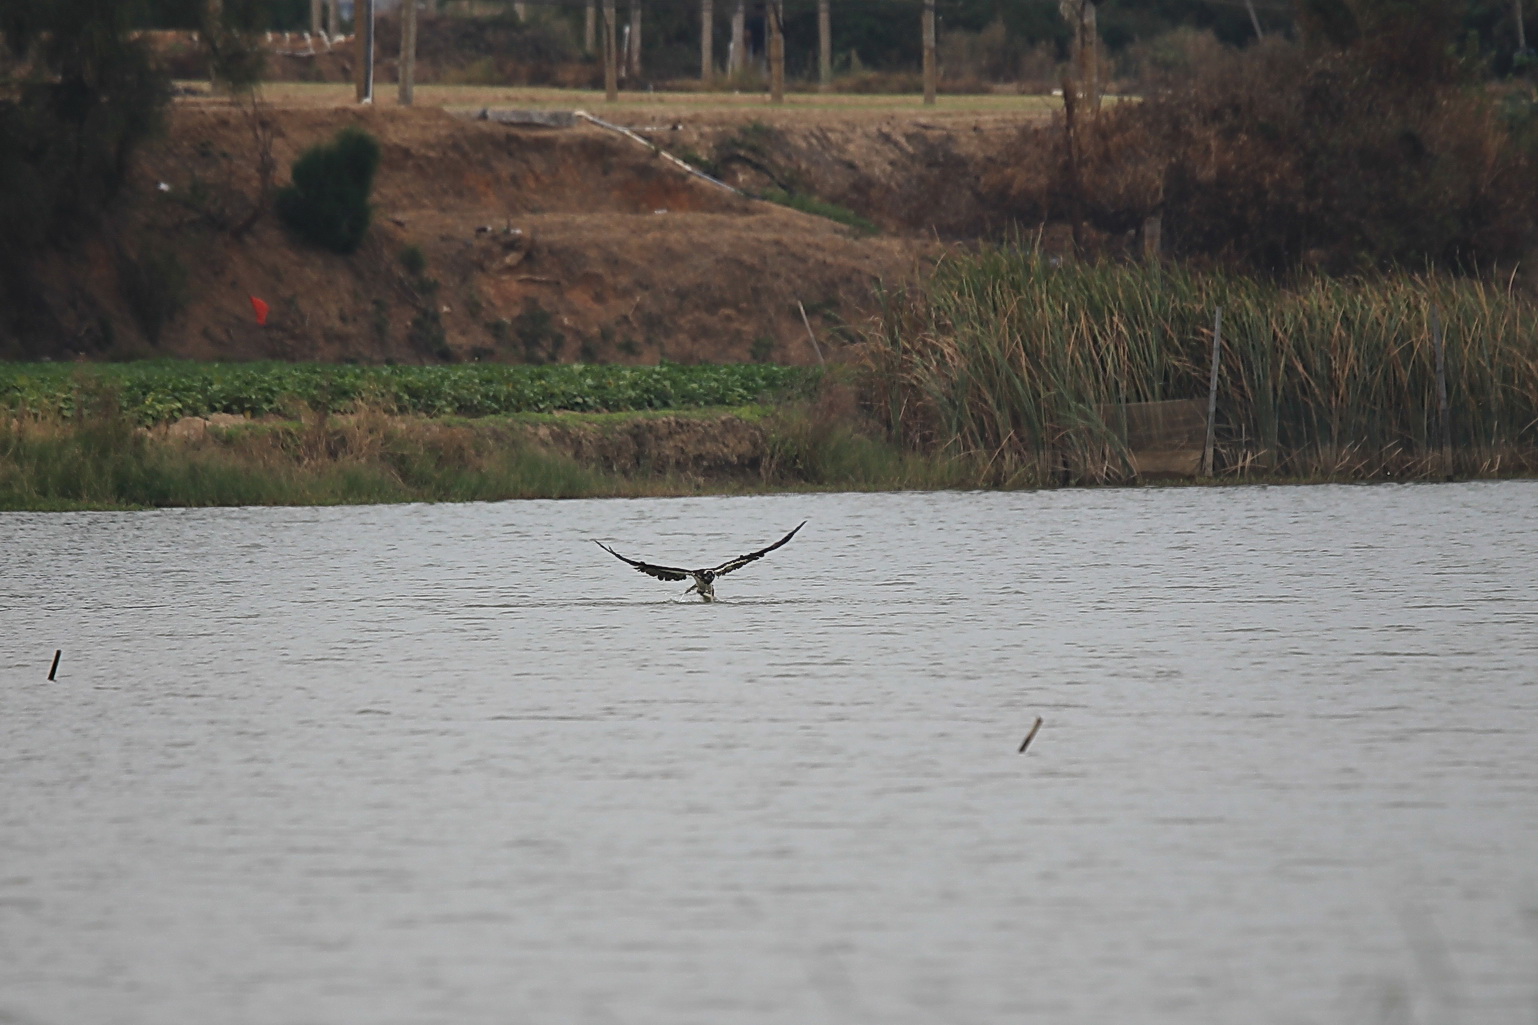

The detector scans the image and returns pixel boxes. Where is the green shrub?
[409,309,450,361]
[275,127,380,254]
[117,245,189,344]
[399,244,427,276]
[370,299,390,342]
[760,188,878,236]
[513,300,565,364]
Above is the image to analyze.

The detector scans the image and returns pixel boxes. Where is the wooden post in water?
[922,0,937,105]
[1060,73,1083,252]
[603,0,618,101]
[1202,306,1222,478]
[48,650,61,681]
[1018,716,1043,753]
[1431,304,1453,479]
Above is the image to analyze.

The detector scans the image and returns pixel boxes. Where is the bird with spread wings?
[595,521,806,602]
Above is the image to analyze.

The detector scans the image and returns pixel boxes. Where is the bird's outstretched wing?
[594,540,692,582]
[709,521,807,577]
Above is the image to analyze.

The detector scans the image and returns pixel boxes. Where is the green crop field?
[0,361,819,424]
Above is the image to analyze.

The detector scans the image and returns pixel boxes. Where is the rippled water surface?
[3,484,1537,1025]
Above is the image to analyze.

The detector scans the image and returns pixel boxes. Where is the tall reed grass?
[860,250,1538,483]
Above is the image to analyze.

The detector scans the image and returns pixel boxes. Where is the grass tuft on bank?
[0,388,965,510]
[0,405,614,509]
[759,187,879,236]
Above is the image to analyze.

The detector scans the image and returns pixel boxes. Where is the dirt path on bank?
[13,89,1047,364]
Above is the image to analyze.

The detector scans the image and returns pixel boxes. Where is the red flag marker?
[249,296,270,325]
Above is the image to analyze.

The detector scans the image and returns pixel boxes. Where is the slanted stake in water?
[1018,716,1044,754]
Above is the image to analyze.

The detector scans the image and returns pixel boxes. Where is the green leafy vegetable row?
[0,361,819,424]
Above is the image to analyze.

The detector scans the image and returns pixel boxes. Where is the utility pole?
[768,0,784,103]
[1058,0,1100,113]
[207,0,222,88]
[627,0,642,77]
[603,0,618,100]
[701,0,714,82]
[398,0,416,105]
[354,0,375,102]
[585,0,596,53]
[728,0,745,76]
[922,0,936,105]
[818,0,831,90]
[1086,3,1100,112]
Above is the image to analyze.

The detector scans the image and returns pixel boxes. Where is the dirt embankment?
[12,98,1027,364]
[624,110,1027,237]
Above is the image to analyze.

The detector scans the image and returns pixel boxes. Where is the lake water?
[2,483,1536,1025]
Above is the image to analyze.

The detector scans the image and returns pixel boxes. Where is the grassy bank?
[861,252,1538,483]
[9,255,1538,510]
[204,83,1059,119]
[0,397,969,510]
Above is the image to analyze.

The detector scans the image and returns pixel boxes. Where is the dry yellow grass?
[180,80,1064,125]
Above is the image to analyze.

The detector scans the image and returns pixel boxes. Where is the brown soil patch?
[13,91,1037,363]
[524,414,767,476]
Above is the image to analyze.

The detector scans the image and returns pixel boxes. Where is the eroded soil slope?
[15,103,937,364]
[621,109,1026,237]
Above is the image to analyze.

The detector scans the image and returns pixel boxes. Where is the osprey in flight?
[595,521,806,602]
